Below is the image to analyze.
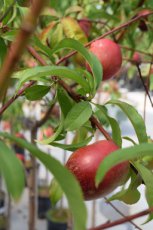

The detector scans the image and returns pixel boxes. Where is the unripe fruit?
[86,39,122,80]
[66,140,129,200]
[132,52,142,65]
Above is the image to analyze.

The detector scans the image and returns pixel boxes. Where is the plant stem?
[104,197,142,230]
[143,53,153,121]
[29,128,37,230]
[121,45,152,57]
[136,64,153,107]
[88,206,153,230]
[0,0,47,99]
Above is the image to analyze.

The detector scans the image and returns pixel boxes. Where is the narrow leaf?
[50,38,102,90]
[106,100,148,143]
[0,141,25,200]
[0,133,87,230]
[57,87,75,117]
[64,101,92,131]
[52,136,93,151]
[108,170,141,204]
[13,66,90,93]
[134,162,153,222]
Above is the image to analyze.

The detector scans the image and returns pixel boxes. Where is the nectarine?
[66,140,129,200]
[86,39,122,80]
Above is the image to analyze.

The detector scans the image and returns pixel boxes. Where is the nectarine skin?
[87,39,122,80]
[66,140,129,200]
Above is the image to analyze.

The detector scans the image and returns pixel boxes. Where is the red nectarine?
[86,39,122,80]
[66,140,129,200]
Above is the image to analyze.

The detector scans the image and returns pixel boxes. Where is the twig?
[0,81,34,115]
[136,64,153,107]
[0,0,47,99]
[104,197,142,230]
[88,206,153,230]
[143,52,153,121]
[123,57,153,64]
[121,45,152,57]
[32,101,56,131]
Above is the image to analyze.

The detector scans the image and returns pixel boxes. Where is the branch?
[0,81,34,115]
[0,0,47,99]
[32,100,56,132]
[121,45,152,57]
[143,51,153,120]
[88,206,153,230]
[104,197,142,230]
[136,64,153,107]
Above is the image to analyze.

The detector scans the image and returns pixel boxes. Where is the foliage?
[0,0,153,229]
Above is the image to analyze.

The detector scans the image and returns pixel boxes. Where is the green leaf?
[108,116,122,147]
[96,143,153,186]
[57,87,75,117]
[49,178,63,207]
[64,101,92,131]
[108,170,141,204]
[25,85,50,101]
[0,141,25,200]
[52,136,93,151]
[134,162,153,223]
[106,100,148,143]
[13,66,90,93]
[50,38,102,90]
[32,36,55,62]
[0,133,87,230]
[1,30,18,41]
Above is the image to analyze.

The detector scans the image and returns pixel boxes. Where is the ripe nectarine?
[66,140,129,200]
[86,39,122,80]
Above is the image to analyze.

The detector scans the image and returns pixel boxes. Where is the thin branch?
[104,197,142,230]
[32,101,56,131]
[123,57,153,64]
[0,81,34,115]
[88,206,153,230]
[121,45,152,57]
[136,64,153,107]
[0,0,47,99]
[143,52,153,121]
